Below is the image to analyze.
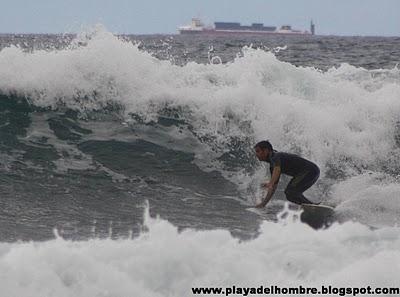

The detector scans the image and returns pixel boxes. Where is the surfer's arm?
[262,165,281,189]
[256,166,281,208]
[256,183,278,208]
[269,165,281,187]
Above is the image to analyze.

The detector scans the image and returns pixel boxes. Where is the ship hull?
[179,29,311,36]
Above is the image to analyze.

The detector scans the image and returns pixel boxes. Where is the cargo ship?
[178,18,315,36]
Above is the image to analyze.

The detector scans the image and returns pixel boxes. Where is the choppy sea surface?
[1,26,400,296]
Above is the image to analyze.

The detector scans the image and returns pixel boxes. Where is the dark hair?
[254,140,273,151]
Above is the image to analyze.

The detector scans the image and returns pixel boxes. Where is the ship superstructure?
[178,18,314,35]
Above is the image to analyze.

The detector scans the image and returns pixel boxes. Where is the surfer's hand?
[260,182,270,189]
[255,202,266,208]
[261,182,274,191]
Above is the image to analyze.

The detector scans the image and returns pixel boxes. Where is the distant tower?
[310,20,315,35]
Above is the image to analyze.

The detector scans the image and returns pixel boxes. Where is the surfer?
[254,140,320,208]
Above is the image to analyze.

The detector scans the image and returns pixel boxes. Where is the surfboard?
[300,204,335,229]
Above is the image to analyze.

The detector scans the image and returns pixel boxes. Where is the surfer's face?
[255,147,269,161]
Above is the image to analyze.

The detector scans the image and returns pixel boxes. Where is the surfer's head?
[254,140,273,161]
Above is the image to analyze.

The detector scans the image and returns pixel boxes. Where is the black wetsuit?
[266,151,320,205]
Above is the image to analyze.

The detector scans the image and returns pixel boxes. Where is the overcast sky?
[1,0,399,36]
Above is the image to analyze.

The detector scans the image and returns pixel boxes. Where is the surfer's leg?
[285,190,313,205]
[284,169,320,205]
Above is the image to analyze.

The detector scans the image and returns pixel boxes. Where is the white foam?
[332,173,400,227]
[1,28,399,167]
[1,208,399,297]
[18,113,130,181]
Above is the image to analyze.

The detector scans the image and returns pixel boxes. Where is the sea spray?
[0,205,399,297]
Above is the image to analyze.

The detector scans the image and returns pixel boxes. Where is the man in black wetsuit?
[254,140,320,208]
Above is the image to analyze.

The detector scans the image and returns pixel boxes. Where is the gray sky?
[1,0,399,36]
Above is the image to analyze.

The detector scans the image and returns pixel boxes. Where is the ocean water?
[0,26,400,296]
